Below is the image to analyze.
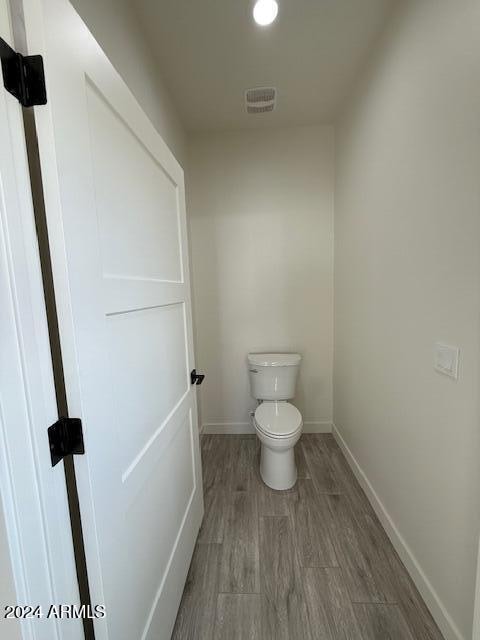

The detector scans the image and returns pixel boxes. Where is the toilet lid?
[254,402,302,438]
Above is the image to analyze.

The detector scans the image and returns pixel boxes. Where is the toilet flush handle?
[190,369,205,386]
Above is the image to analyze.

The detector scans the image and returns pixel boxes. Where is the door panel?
[22,0,204,638]
[126,408,197,635]
[86,81,183,283]
[107,303,189,470]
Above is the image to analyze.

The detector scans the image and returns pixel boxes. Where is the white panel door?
[22,0,204,638]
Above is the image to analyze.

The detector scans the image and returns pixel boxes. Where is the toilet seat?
[254,402,302,439]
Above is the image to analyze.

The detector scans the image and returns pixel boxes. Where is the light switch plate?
[434,343,459,379]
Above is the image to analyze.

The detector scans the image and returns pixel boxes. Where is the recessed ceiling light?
[253,0,278,26]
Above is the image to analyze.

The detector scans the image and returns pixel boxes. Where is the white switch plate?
[434,343,459,379]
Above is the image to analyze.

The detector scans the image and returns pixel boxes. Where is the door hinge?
[0,37,47,107]
[48,417,84,467]
[191,369,205,386]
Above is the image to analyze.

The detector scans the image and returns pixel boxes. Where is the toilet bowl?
[254,401,303,490]
[247,353,303,490]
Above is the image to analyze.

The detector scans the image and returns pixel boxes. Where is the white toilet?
[248,353,303,490]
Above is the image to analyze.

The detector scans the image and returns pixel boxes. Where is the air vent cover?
[245,86,276,114]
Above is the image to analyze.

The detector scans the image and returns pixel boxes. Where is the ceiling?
[132,0,396,132]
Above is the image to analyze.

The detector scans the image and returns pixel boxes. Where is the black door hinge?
[48,417,84,467]
[191,369,205,386]
[0,37,47,107]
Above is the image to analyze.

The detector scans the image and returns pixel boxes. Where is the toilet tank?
[248,353,301,400]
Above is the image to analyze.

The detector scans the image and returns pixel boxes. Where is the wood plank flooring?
[171,434,444,640]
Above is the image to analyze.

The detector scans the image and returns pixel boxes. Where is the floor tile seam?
[352,602,402,608]
[216,591,262,595]
[299,564,341,570]
[349,597,400,605]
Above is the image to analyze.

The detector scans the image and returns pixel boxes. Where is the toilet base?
[260,443,297,491]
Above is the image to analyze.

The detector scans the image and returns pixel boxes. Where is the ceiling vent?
[245,86,276,114]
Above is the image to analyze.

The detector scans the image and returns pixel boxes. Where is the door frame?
[0,2,82,639]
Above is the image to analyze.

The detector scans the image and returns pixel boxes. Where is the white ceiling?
[132,0,396,132]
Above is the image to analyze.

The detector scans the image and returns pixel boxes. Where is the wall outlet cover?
[434,343,459,380]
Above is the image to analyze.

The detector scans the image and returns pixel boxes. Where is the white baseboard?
[472,539,480,640]
[202,422,255,435]
[332,423,464,640]
[202,421,332,435]
[303,421,332,434]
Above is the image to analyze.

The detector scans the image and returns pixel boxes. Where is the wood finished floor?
[172,434,444,640]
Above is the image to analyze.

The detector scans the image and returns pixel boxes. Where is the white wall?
[334,1,480,639]
[188,126,334,432]
[70,0,186,165]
